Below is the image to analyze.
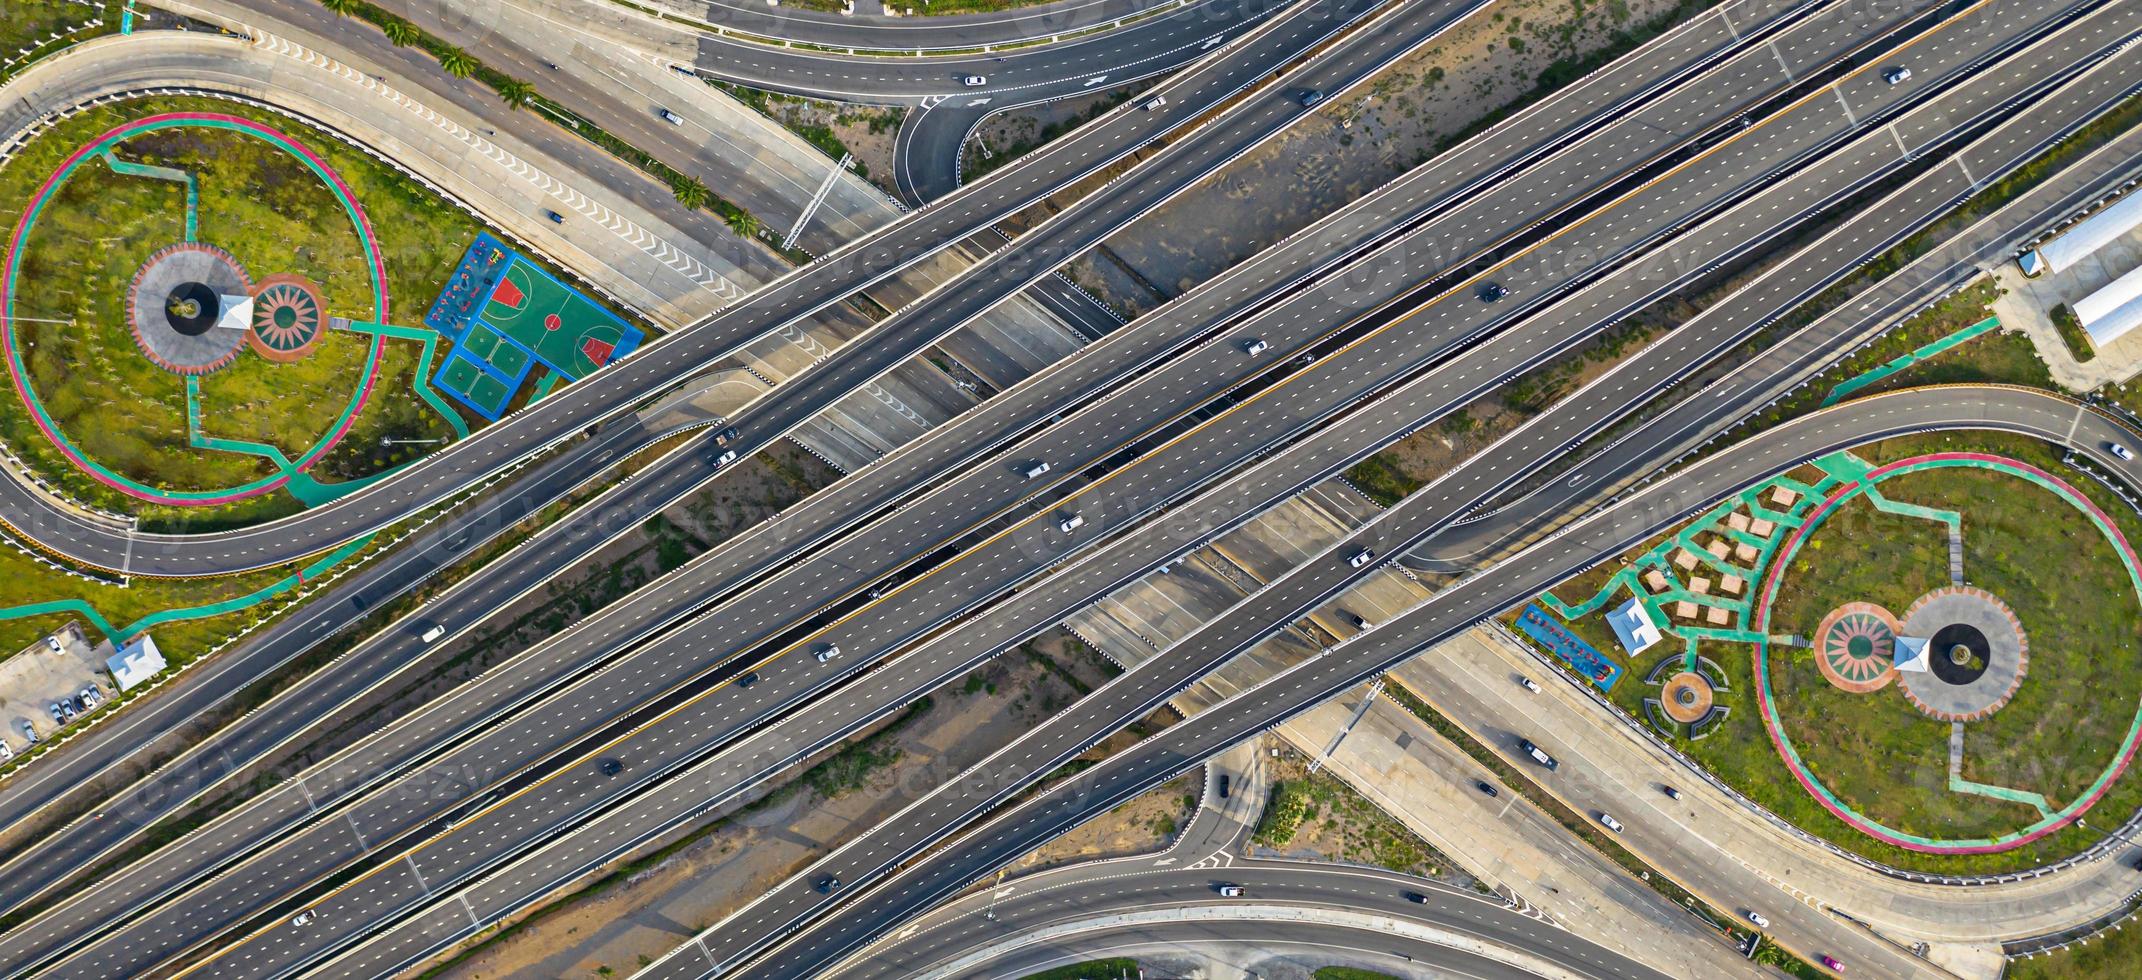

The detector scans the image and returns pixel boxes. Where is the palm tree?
[671,176,711,211]
[438,47,477,79]
[320,0,362,15]
[381,19,418,46]
[493,79,535,109]
[726,210,763,240]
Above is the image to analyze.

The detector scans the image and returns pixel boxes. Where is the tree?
[438,48,477,78]
[320,0,362,15]
[724,209,763,240]
[493,79,535,109]
[670,175,711,211]
[381,19,418,46]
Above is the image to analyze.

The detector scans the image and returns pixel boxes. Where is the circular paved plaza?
[126,242,252,375]
[1814,601,1900,693]
[1897,586,2028,722]
[1660,671,1716,724]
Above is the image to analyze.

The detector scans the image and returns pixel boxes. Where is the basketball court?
[421,234,642,421]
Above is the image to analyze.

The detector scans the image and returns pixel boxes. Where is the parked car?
[1217,774,1231,798]
[47,703,66,723]
[20,721,36,744]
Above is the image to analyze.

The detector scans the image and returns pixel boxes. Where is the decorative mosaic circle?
[1660,671,1716,724]
[126,242,252,375]
[248,274,325,363]
[1896,586,2028,722]
[1814,601,1901,693]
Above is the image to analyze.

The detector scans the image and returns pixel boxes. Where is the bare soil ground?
[419,628,1118,979]
[1017,770,1201,872]
[1251,747,1459,882]
[1103,0,1689,299]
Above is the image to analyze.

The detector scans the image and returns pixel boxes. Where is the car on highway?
[658,107,684,125]
[1478,281,1509,302]
[1475,780,1499,797]
[962,75,988,87]
[1143,95,1168,111]
[1059,513,1085,533]
[1406,891,1428,903]
[1597,812,1624,833]
[2112,442,2135,461]
[1883,66,1911,85]
[1744,909,1770,929]
[716,450,738,467]
[1663,784,1683,800]
[545,210,564,224]
[1348,547,1375,568]
[1819,954,1845,972]
[1244,338,1269,355]
[1519,676,1541,693]
[1517,738,1557,771]
[715,426,740,446]
[598,758,623,776]
[291,910,315,928]
[421,623,446,643]
[816,875,841,893]
[737,671,761,689]
[816,643,841,663]
[1022,460,1051,479]
[1217,884,1244,897]
[1297,89,1325,108]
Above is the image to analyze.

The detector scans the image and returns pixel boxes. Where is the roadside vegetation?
[2050,303,2097,363]
[0,0,117,85]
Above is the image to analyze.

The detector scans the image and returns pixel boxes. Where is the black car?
[816,875,841,893]
[1517,738,1559,771]
[1298,89,1326,108]
[715,426,740,446]
[1475,780,1499,797]
[598,758,623,776]
[1218,774,1231,799]
[1477,281,1508,302]
[737,671,761,689]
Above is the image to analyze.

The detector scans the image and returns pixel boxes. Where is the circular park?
[0,102,470,523]
[1758,453,2142,856]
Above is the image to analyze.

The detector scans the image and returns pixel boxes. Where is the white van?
[421,624,446,643]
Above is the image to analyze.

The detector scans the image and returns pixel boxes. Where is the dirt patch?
[1251,747,1457,881]
[1105,0,1694,297]
[705,82,906,197]
[420,628,1106,979]
[1017,770,1201,873]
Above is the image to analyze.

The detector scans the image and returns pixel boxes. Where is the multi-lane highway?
[1,0,1399,576]
[629,20,2142,971]
[0,0,1856,955]
[20,0,2022,971]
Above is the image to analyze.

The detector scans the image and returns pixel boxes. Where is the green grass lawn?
[0,96,478,526]
[0,1,113,83]
[1016,959,1141,980]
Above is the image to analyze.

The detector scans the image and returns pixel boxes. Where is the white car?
[2112,443,2135,461]
[1348,548,1375,568]
[658,108,684,125]
[816,643,841,663]
[1218,884,1244,897]
[1142,95,1167,111]
[962,75,988,87]
[1059,513,1085,533]
[716,450,738,467]
[1745,910,1770,929]
[1519,676,1542,693]
[1244,338,1269,356]
[291,910,315,927]
[1598,812,1624,833]
[1883,66,1911,85]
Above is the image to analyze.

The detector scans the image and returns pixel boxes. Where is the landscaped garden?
[0,96,489,529]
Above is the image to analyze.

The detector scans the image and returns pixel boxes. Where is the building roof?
[1606,597,1663,656]
[1894,635,1930,673]
[2076,262,2142,349]
[2039,189,2142,275]
[106,634,165,692]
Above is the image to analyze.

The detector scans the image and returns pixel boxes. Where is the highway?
[27,0,2032,969]
[849,861,1670,980]
[262,12,2142,979]
[0,0,1855,954]
[0,0,1442,906]
[0,0,1400,576]
[627,31,2142,979]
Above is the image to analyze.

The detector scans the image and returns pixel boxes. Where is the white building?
[106,635,166,692]
[1606,597,1663,656]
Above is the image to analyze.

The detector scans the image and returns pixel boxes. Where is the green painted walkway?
[1823,316,1999,406]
